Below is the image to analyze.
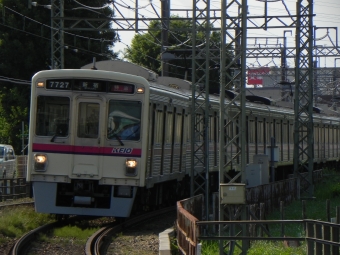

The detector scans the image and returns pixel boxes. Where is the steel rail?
[85,206,176,255]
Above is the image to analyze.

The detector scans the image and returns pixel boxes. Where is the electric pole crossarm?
[61,18,110,30]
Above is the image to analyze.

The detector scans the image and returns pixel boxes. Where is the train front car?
[27,69,149,217]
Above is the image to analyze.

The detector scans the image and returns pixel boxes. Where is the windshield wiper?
[50,134,58,142]
[114,134,124,146]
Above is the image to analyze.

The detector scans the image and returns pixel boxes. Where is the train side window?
[209,115,213,142]
[257,120,263,144]
[165,111,173,143]
[175,112,182,144]
[36,96,70,136]
[249,120,255,143]
[155,110,164,143]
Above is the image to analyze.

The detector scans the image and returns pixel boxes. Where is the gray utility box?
[245,164,262,188]
[253,154,269,184]
[220,183,246,204]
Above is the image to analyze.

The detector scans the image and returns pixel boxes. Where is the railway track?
[0,201,34,209]
[7,215,87,255]
[7,206,175,255]
[8,221,62,255]
[85,206,175,255]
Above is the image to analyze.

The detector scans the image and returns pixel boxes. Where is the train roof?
[82,60,193,92]
[81,60,158,82]
[156,76,191,91]
[80,60,340,120]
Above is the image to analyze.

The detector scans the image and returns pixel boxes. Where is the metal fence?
[0,178,30,201]
[16,155,27,178]
[0,156,29,201]
[196,218,340,255]
[176,170,326,255]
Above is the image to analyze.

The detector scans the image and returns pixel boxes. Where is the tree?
[125,16,234,94]
[125,17,194,78]
[0,0,117,153]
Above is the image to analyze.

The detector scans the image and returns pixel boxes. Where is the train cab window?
[107,100,141,141]
[36,96,70,136]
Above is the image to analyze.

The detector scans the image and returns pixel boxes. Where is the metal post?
[161,0,170,76]
[22,121,24,156]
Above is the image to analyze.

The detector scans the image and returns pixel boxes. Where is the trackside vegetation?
[197,169,340,254]
[0,204,53,244]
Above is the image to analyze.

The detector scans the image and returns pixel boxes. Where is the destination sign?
[45,79,136,94]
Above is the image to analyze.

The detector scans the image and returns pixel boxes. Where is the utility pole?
[161,0,170,76]
[51,0,64,69]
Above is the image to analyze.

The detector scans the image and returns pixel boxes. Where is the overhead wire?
[0,76,31,85]
[0,22,115,63]
[5,0,337,78]
[4,6,114,43]
[72,0,110,10]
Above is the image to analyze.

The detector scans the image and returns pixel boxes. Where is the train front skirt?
[33,182,137,217]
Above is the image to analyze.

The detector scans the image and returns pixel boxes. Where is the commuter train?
[27,60,340,218]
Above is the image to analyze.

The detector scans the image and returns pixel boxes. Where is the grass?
[51,224,100,244]
[199,169,340,254]
[0,203,107,247]
[247,241,306,255]
[0,205,54,244]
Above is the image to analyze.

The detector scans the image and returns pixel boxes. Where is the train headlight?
[136,87,144,94]
[125,158,137,176]
[37,81,45,88]
[34,154,48,171]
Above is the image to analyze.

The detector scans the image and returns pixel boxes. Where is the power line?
[0,76,31,85]
[3,6,114,43]
[0,23,115,60]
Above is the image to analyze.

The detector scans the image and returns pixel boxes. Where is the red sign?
[247,67,270,85]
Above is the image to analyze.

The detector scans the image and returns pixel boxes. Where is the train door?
[72,98,104,178]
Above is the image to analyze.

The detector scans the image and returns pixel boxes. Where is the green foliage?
[202,174,340,254]
[0,0,118,152]
[316,169,340,199]
[0,206,53,243]
[125,17,234,94]
[53,225,100,242]
[170,235,180,255]
[201,240,220,255]
[247,241,306,255]
[329,182,340,198]
[125,18,193,76]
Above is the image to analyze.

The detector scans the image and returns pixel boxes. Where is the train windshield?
[35,96,70,136]
[107,100,141,141]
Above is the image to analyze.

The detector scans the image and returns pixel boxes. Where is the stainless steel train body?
[28,60,340,218]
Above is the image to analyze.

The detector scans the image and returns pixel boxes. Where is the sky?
[109,0,340,68]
